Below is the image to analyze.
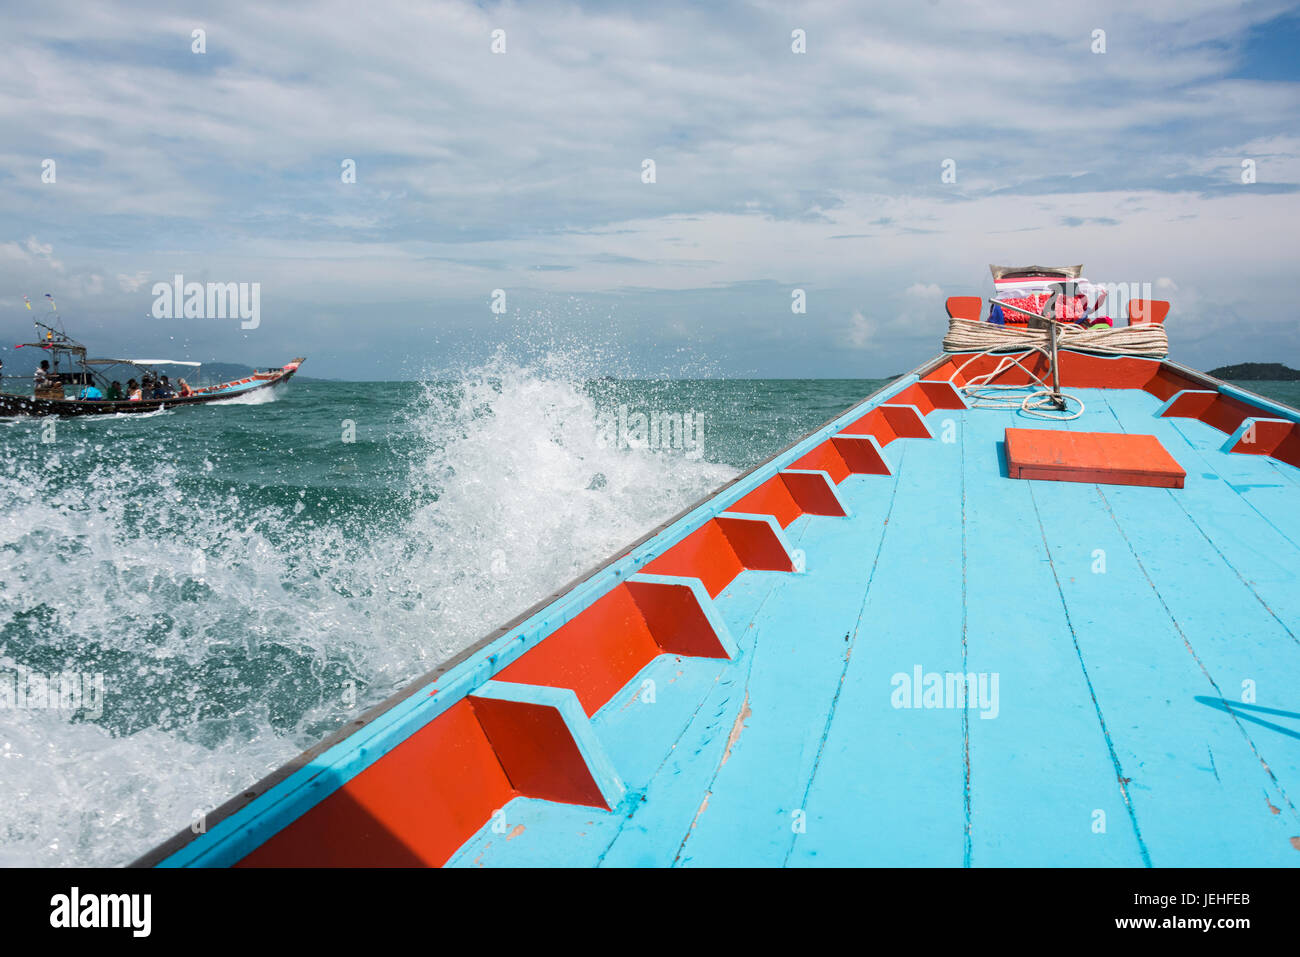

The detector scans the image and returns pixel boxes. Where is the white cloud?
[0,235,64,272]
[0,0,1296,375]
[846,310,874,349]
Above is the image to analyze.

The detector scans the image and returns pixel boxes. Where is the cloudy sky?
[2,0,1298,379]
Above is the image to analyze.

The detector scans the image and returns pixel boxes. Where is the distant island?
[192,362,331,384]
[1208,362,1300,381]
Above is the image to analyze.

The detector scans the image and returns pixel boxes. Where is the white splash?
[0,351,735,866]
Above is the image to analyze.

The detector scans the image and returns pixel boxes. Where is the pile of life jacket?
[987,267,1113,327]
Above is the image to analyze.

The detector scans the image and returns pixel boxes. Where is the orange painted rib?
[1197,395,1257,436]
[625,579,731,659]
[841,405,929,444]
[1228,419,1299,458]
[1142,365,1203,402]
[892,380,966,415]
[949,351,1208,399]
[828,436,890,475]
[792,435,891,482]
[729,471,847,527]
[791,441,852,483]
[926,352,1051,388]
[642,520,745,597]
[467,694,608,808]
[1160,391,1256,436]
[495,578,731,717]
[716,515,794,571]
[779,471,847,517]
[643,516,792,596]
[238,699,515,867]
[1274,430,1300,469]
[494,586,661,716]
[1159,391,1218,419]
[730,475,802,527]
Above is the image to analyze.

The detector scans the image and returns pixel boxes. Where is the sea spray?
[0,352,737,865]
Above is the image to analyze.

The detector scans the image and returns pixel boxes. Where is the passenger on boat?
[77,383,105,400]
[153,376,176,399]
[127,379,142,401]
[34,360,57,389]
[107,381,124,400]
[177,378,194,397]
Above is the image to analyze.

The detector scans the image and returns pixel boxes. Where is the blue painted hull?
[135,350,1300,867]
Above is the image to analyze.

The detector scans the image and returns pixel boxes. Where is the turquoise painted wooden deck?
[446,387,1300,867]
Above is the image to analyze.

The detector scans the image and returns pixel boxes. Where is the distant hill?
[1209,362,1300,381]
[199,362,255,382]
[192,362,332,385]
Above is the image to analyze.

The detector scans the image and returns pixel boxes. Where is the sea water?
[0,353,889,866]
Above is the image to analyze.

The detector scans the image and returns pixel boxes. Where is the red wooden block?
[1005,428,1185,488]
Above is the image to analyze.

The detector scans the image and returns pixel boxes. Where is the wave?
[209,387,280,406]
[0,349,736,865]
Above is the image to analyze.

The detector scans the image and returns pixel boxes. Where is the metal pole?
[1048,317,1064,409]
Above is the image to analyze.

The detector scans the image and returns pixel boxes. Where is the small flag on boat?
[23,296,31,309]
[45,293,56,309]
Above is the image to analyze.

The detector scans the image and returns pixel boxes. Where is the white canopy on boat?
[84,358,203,367]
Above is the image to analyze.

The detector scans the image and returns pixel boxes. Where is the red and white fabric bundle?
[988,273,1112,327]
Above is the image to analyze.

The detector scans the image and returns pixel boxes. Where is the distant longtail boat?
[1,318,303,417]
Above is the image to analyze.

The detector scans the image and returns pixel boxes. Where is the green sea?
[1,366,1297,866]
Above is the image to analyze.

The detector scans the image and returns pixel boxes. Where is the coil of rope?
[941,317,1168,357]
[940,314,1168,421]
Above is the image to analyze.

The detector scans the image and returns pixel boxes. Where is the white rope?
[940,318,1169,420]
[941,317,1168,357]
[948,346,1086,420]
